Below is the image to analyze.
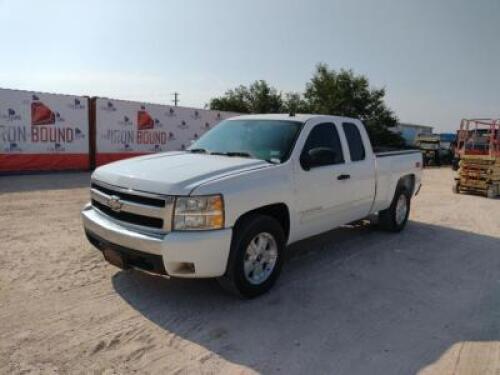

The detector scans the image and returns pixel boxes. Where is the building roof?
[397,122,433,130]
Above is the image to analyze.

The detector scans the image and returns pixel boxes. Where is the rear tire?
[378,186,411,232]
[217,215,285,298]
[452,181,460,194]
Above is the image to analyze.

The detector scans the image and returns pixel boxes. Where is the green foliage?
[303,64,404,148]
[208,85,250,113]
[282,92,309,114]
[209,80,283,114]
[208,63,405,148]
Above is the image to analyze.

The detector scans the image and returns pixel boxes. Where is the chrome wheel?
[243,232,278,285]
[395,194,408,225]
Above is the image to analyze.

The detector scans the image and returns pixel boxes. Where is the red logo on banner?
[31,101,55,126]
[137,110,154,130]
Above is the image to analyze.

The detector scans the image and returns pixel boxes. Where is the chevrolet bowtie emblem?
[107,195,123,212]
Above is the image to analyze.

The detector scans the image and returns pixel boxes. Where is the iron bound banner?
[94,98,238,166]
[0,89,89,172]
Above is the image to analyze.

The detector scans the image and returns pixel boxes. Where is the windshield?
[188,119,302,163]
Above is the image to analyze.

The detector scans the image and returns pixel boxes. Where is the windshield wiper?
[210,151,253,158]
[188,148,207,153]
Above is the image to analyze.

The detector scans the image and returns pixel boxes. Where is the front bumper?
[81,204,232,278]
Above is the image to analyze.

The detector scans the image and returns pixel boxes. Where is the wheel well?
[397,174,416,195]
[234,203,290,241]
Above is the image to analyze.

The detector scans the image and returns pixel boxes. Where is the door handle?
[337,174,350,180]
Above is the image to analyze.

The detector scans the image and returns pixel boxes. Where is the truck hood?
[92,152,271,195]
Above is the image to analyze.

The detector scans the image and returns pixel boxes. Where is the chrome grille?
[90,181,174,232]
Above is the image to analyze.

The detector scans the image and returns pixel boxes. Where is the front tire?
[218,215,285,298]
[378,186,411,232]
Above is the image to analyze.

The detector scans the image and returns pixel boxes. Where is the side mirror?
[301,147,337,170]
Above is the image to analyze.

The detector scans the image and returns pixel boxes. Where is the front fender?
[191,163,295,228]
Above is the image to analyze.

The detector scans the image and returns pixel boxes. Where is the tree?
[208,64,405,148]
[208,85,250,113]
[209,80,283,114]
[303,64,404,148]
[282,92,309,114]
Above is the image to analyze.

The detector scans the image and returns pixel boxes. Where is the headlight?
[173,195,224,230]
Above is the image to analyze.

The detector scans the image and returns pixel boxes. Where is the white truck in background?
[82,114,422,297]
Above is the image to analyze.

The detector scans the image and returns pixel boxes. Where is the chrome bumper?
[81,203,164,255]
[82,203,233,278]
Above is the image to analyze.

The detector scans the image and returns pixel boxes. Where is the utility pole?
[172,92,180,107]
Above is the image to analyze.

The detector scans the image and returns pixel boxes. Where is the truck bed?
[371,149,422,212]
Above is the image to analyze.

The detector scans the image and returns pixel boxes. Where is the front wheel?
[378,187,411,232]
[217,215,285,298]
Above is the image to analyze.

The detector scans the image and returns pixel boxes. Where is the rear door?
[339,121,376,219]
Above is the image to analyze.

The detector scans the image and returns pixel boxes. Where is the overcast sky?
[0,0,498,131]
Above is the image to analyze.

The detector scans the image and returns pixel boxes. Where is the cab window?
[342,122,366,161]
[300,123,344,169]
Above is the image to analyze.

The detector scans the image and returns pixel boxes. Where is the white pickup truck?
[82,114,422,297]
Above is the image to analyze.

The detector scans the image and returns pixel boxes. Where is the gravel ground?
[0,168,499,375]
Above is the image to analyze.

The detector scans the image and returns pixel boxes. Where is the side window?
[342,122,366,161]
[300,123,344,169]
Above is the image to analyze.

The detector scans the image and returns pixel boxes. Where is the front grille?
[91,183,165,207]
[92,200,164,229]
[90,181,173,231]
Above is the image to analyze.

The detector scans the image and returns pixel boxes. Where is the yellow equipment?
[453,119,500,199]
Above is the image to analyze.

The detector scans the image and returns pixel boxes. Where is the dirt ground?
[0,168,499,375]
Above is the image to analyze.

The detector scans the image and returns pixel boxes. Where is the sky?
[0,0,499,132]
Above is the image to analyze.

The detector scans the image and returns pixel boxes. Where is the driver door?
[293,121,353,239]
